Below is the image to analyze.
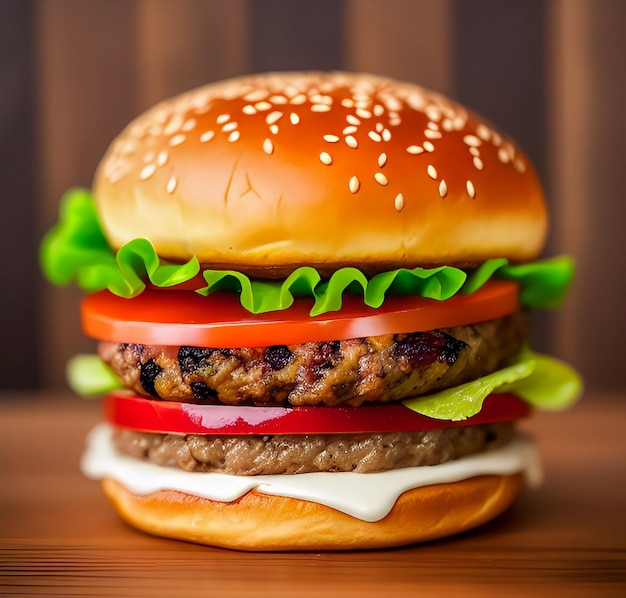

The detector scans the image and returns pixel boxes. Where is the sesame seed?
[244,89,269,102]
[269,124,279,135]
[498,147,511,163]
[216,114,230,124]
[473,156,484,170]
[356,108,372,119]
[311,104,331,112]
[373,104,384,116]
[255,101,272,111]
[290,94,307,105]
[284,85,299,98]
[310,94,332,105]
[382,128,391,142]
[222,121,238,132]
[289,113,300,125]
[394,193,404,212]
[476,124,491,140]
[345,135,358,148]
[320,151,333,165]
[384,96,402,111]
[368,131,382,142]
[406,145,424,154]
[156,151,168,166]
[143,151,155,163]
[341,98,355,108]
[200,130,215,143]
[170,134,186,147]
[166,176,177,194]
[439,180,448,197]
[323,135,340,143]
[427,121,440,131]
[463,135,482,147]
[139,163,156,180]
[427,165,438,179]
[242,105,257,115]
[228,131,240,142]
[266,111,283,124]
[492,132,502,146]
[424,129,442,139]
[470,147,480,157]
[346,115,361,126]
[343,126,357,135]
[349,176,360,194]
[376,123,384,133]
[423,141,435,152]
[374,172,388,186]
[263,138,274,155]
[269,95,288,104]
[442,118,454,131]
[389,115,402,126]
[453,116,466,130]
[164,114,184,135]
[182,118,196,132]
[425,105,441,121]
[466,180,476,198]
[514,158,526,173]
[378,153,387,167]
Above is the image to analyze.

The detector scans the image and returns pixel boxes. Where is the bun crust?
[102,473,524,551]
[94,72,547,271]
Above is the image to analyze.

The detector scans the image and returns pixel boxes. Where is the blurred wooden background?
[1,0,624,392]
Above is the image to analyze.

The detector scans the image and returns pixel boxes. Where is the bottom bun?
[102,473,524,551]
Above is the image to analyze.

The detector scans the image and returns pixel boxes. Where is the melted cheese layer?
[82,424,543,522]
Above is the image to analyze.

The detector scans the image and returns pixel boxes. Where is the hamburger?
[41,72,581,551]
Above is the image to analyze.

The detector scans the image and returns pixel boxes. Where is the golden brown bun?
[93,72,547,272]
[102,473,524,551]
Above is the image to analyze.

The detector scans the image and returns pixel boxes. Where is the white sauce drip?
[82,424,543,522]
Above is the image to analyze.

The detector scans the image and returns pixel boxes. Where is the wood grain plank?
[1,394,625,595]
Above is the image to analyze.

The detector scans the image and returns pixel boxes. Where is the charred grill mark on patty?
[264,345,295,371]
[139,359,163,398]
[99,314,527,407]
[190,381,219,400]
[392,331,466,370]
[178,346,231,374]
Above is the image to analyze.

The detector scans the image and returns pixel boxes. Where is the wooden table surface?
[1,391,625,597]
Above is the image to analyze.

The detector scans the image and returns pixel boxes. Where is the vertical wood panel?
[452,0,551,354]
[248,0,345,72]
[137,0,249,106]
[0,0,38,389]
[37,0,143,388]
[548,0,626,391]
[36,0,252,388]
[453,0,547,182]
[344,0,453,94]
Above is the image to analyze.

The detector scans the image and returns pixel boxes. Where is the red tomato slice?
[82,280,519,347]
[104,391,529,435]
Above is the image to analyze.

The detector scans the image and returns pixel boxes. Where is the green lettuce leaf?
[41,188,200,297]
[66,354,124,397]
[40,188,575,315]
[463,256,576,310]
[403,348,583,420]
[68,349,583,421]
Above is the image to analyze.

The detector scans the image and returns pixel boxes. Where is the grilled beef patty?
[100,313,525,407]
[112,422,514,475]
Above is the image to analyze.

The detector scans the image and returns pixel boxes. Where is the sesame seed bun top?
[93,72,547,274]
